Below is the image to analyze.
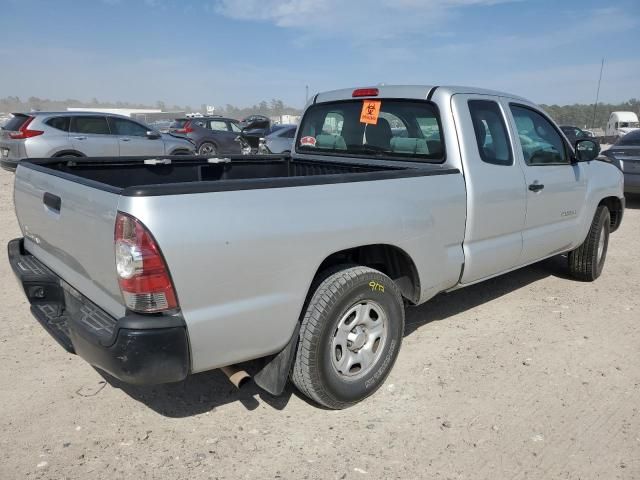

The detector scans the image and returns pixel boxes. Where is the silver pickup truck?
[8,85,624,409]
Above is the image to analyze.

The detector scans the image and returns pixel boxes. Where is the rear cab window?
[296,99,445,162]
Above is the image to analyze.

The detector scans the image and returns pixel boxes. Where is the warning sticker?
[300,136,317,147]
[360,100,381,125]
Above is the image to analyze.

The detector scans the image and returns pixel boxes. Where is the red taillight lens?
[175,120,193,134]
[8,116,44,139]
[352,88,379,98]
[114,212,178,313]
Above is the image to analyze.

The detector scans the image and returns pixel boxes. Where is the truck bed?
[20,154,456,196]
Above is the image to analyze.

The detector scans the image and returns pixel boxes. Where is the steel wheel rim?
[199,144,216,155]
[597,224,606,263]
[330,300,388,379]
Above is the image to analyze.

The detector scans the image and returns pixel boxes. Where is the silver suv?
[0,112,195,171]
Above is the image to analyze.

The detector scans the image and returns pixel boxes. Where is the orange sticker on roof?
[360,100,381,125]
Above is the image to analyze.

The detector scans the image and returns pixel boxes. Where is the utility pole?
[305,85,309,104]
[591,58,604,129]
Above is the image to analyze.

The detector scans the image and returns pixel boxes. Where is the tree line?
[0,96,302,119]
[540,99,640,130]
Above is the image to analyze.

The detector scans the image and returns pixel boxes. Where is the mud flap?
[253,322,301,396]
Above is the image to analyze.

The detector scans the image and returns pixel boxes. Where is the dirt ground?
[0,167,638,480]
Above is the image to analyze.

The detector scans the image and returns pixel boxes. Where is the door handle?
[73,136,87,140]
[528,183,545,192]
[43,192,61,213]
[121,137,131,142]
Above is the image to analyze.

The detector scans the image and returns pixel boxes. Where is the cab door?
[506,103,587,264]
[69,116,119,157]
[451,94,527,284]
[108,117,165,156]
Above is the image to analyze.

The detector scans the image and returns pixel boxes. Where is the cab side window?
[468,100,513,166]
[510,105,568,165]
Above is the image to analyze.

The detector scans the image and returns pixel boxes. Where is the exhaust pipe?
[220,365,251,389]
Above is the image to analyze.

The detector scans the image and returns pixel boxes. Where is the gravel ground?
[0,167,638,480]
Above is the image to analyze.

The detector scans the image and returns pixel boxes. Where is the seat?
[315,134,347,150]
[472,118,496,159]
[365,118,392,149]
[390,137,429,155]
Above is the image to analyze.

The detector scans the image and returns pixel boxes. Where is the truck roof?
[312,85,529,105]
[609,111,639,121]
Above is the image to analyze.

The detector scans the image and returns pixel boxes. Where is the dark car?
[560,125,594,145]
[240,115,271,150]
[169,116,244,155]
[601,129,640,194]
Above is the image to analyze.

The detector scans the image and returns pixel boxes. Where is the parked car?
[7,85,624,409]
[240,115,271,151]
[259,124,297,154]
[560,125,595,144]
[601,129,640,194]
[168,116,246,155]
[0,112,194,171]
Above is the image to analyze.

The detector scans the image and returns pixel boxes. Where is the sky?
[0,0,638,108]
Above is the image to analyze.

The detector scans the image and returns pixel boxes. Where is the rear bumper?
[8,238,190,384]
[0,159,18,172]
[624,172,640,194]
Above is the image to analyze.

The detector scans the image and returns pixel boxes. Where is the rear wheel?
[198,142,217,156]
[292,266,404,409]
[568,205,610,281]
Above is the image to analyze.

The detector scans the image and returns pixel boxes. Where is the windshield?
[296,99,445,162]
[619,122,640,128]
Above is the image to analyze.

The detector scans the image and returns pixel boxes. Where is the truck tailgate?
[14,165,125,318]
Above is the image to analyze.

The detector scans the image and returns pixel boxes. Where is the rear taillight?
[9,116,44,139]
[175,120,193,134]
[114,212,178,313]
[352,88,379,98]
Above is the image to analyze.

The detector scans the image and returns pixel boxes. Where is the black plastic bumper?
[8,238,190,385]
[0,159,18,172]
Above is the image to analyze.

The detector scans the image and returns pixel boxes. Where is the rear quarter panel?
[118,173,466,372]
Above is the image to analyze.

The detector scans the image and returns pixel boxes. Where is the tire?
[198,142,217,156]
[568,205,610,281]
[292,266,404,409]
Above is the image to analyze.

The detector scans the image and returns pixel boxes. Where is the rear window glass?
[619,130,640,146]
[71,116,110,135]
[296,100,444,162]
[45,116,71,132]
[3,115,29,131]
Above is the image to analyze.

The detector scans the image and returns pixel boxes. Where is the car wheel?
[291,266,404,409]
[568,205,610,281]
[198,142,217,156]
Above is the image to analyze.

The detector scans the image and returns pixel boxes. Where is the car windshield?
[296,99,445,162]
[619,122,640,128]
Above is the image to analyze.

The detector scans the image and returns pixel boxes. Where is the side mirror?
[575,139,600,162]
[146,130,161,140]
